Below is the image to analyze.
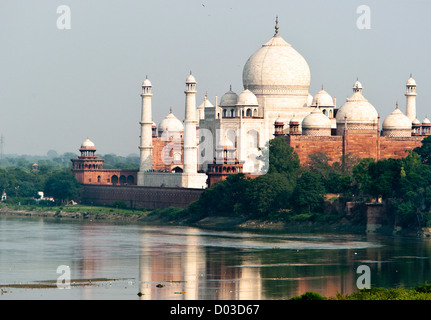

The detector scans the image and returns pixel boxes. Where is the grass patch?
[290,283,431,300]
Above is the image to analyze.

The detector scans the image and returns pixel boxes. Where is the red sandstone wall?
[287,133,424,165]
[379,136,423,160]
[286,135,343,165]
[72,169,138,185]
[80,184,203,209]
[344,133,379,160]
[152,137,184,171]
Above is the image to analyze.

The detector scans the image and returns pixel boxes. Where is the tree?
[366,158,402,199]
[242,172,295,218]
[44,170,81,203]
[414,136,431,165]
[291,171,326,214]
[260,137,300,178]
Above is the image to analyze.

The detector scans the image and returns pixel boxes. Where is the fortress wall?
[80,184,203,209]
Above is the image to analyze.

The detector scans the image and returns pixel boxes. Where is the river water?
[1,216,431,300]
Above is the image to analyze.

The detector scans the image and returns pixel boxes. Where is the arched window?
[223,109,227,118]
[127,175,135,184]
[111,175,119,185]
[230,109,234,117]
[246,109,252,117]
[120,175,127,185]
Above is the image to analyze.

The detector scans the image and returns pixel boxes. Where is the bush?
[290,291,327,300]
[112,200,127,209]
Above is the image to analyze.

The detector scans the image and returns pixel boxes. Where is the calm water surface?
[1,216,431,300]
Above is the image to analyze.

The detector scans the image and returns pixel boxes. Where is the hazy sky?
[0,0,430,156]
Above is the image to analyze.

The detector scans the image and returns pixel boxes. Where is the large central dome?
[242,19,310,96]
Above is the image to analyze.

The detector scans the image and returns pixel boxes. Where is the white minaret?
[405,74,417,122]
[183,72,198,174]
[139,76,153,173]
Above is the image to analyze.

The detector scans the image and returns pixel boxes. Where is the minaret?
[139,76,153,173]
[405,74,417,122]
[183,72,198,173]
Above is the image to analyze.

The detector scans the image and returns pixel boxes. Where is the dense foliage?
[185,136,431,229]
[290,282,431,300]
[0,152,138,205]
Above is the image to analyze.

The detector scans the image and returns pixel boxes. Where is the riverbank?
[1,203,428,237]
[0,203,384,236]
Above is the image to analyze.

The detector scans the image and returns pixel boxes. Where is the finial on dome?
[229,84,232,91]
[396,101,399,109]
[169,106,173,113]
[274,15,279,36]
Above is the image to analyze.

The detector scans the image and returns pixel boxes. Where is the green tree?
[414,135,431,165]
[44,170,81,203]
[260,137,300,177]
[242,172,295,218]
[291,171,326,214]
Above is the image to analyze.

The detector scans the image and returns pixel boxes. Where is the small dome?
[198,94,213,109]
[353,79,363,92]
[158,109,184,133]
[274,116,284,125]
[412,118,421,125]
[423,117,431,125]
[236,89,258,106]
[406,76,416,86]
[220,86,239,107]
[142,77,152,87]
[186,73,196,84]
[289,115,300,124]
[81,138,95,149]
[382,106,411,130]
[336,83,378,125]
[302,107,332,129]
[312,88,334,107]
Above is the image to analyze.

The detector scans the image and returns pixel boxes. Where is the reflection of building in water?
[137,228,262,300]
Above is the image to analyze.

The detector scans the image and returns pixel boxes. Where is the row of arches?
[74,163,103,170]
[110,175,135,185]
[209,165,242,174]
[222,108,258,118]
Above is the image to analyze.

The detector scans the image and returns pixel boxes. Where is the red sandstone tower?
[71,138,137,185]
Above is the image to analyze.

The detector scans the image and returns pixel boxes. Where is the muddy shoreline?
[0,206,369,234]
[1,206,426,237]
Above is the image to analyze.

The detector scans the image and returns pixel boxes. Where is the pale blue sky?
[0,0,430,156]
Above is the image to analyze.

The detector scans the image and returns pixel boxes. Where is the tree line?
[0,152,139,204]
[184,136,431,229]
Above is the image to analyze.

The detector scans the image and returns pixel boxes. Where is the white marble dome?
[142,77,152,87]
[302,107,331,129]
[158,109,184,133]
[336,84,378,125]
[81,138,95,149]
[382,106,411,129]
[198,95,213,109]
[186,73,196,84]
[423,117,431,125]
[406,76,416,86]
[242,30,310,95]
[312,88,334,107]
[236,89,258,106]
[220,86,239,107]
